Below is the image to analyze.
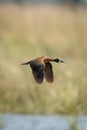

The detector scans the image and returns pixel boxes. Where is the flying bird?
[21,56,65,84]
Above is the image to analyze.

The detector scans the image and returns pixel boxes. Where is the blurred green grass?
[0,4,87,114]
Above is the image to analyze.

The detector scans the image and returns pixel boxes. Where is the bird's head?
[54,58,65,63]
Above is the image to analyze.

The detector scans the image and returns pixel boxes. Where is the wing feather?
[30,60,44,84]
[44,62,54,83]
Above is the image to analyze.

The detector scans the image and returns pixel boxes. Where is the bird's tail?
[21,61,30,65]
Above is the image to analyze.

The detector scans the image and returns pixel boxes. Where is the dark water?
[0,114,87,130]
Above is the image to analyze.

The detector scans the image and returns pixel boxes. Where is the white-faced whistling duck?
[21,56,65,84]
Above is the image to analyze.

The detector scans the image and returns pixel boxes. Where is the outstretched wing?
[30,60,45,84]
[44,62,54,83]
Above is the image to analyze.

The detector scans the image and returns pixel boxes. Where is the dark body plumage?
[21,56,64,84]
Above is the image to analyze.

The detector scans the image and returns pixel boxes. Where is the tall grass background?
[0,4,87,114]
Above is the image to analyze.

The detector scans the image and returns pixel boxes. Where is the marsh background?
[0,0,87,129]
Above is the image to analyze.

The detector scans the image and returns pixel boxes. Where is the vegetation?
[0,116,5,129]
[70,117,78,130]
[0,4,87,114]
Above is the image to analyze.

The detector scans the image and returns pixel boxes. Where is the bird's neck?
[44,58,54,63]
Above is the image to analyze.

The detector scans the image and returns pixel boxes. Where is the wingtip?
[21,62,28,65]
[21,63,25,65]
[21,61,30,65]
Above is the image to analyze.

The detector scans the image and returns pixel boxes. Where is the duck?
[21,56,65,84]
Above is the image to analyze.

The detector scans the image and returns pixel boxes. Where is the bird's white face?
[58,58,65,63]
